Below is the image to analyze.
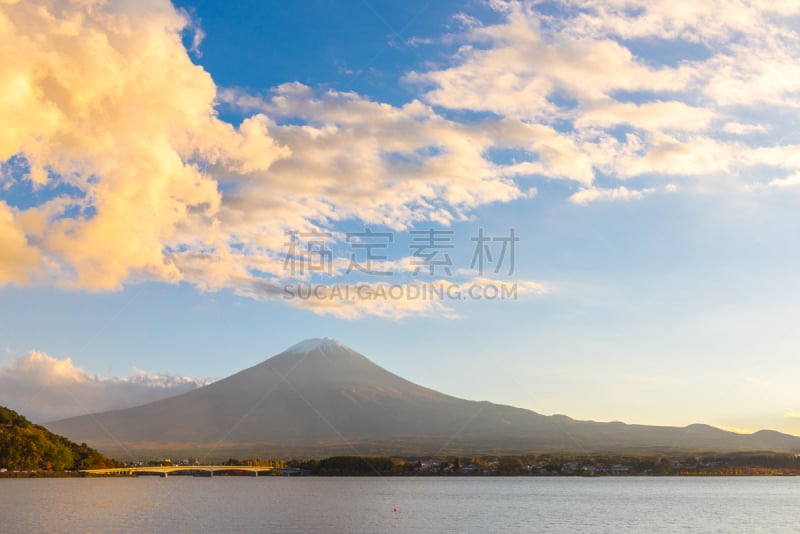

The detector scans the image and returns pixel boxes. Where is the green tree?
[0,406,117,472]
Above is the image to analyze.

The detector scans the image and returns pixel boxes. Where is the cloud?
[469,276,548,296]
[0,1,551,318]
[0,351,211,423]
[216,85,526,231]
[722,122,767,135]
[576,101,717,132]
[410,0,800,183]
[767,173,800,189]
[559,0,800,43]
[785,411,800,420]
[406,36,433,47]
[0,0,287,290]
[0,201,40,283]
[261,276,548,320]
[570,186,655,206]
[3,0,800,318]
[408,2,693,120]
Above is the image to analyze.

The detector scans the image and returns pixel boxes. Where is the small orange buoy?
[393,507,398,512]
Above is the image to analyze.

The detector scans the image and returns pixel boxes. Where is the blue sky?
[1,0,800,435]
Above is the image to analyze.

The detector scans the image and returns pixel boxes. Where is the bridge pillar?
[208,471,213,477]
[160,472,168,478]
[251,471,258,477]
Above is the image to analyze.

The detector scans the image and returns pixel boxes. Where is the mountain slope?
[0,406,117,471]
[46,339,800,457]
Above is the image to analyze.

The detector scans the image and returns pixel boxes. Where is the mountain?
[0,405,118,471]
[46,339,800,458]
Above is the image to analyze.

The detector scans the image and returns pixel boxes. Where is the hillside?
[0,406,118,472]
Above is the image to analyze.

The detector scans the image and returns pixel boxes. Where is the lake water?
[0,476,797,533]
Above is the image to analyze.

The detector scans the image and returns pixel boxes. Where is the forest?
[0,406,119,473]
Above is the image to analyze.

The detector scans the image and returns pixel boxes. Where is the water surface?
[1,476,796,533]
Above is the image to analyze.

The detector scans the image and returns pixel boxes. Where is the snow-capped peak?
[284,337,349,354]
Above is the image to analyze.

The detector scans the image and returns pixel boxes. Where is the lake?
[1,476,797,533]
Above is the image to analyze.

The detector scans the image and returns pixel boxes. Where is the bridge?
[81,466,307,477]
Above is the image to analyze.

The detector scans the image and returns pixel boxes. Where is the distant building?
[610,465,631,475]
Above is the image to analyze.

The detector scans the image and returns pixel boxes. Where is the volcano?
[46,338,800,458]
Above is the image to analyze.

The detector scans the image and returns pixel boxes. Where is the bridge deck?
[82,466,303,476]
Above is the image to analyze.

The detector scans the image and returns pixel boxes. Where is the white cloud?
[0,351,211,423]
[0,0,287,290]
[410,0,800,184]
[767,173,800,189]
[3,0,800,318]
[0,1,553,318]
[745,145,800,170]
[722,122,767,135]
[576,101,717,132]
[570,186,655,206]
[559,0,800,43]
[406,36,433,46]
[0,201,40,284]
[408,2,693,121]
[249,275,548,320]
[217,85,526,231]
[469,276,548,296]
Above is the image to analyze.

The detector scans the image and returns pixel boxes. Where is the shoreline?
[2,471,798,479]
